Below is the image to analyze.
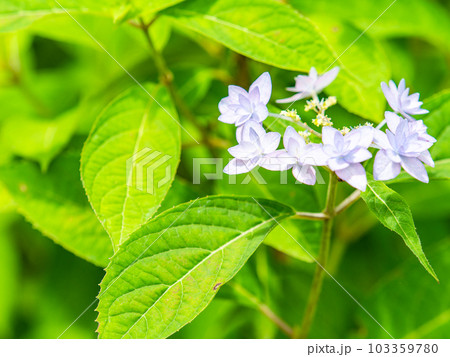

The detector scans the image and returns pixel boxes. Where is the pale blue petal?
[385,111,402,133]
[276,92,309,103]
[314,67,339,93]
[335,163,367,191]
[259,150,296,171]
[249,72,272,104]
[292,164,316,185]
[344,147,372,163]
[224,158,256,175]
[301,144,329,166]
[344,126,373,151]
[322,126,342,147]
[238,121,265,143]
[400,156,429,183]
[373,150,401,181]
[228,85,247,100]
[228,142,257,159]
[373,129,391,150]
[418,150,434,167]
[261,132,281,154]
[328,157,350,171]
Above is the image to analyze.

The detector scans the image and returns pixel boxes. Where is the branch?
[335,190,361,215]
[297,172,338,338]
[293,212,329,221]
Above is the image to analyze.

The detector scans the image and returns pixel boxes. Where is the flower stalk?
[293,212,329,221]
[268,113,322,138]
[297,172,338,338]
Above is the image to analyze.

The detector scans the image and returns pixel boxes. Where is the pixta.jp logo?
[126,148,172,194]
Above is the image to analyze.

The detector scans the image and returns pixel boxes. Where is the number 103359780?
[368,343,438,354]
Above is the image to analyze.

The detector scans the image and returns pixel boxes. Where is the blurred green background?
[0,0,449,338]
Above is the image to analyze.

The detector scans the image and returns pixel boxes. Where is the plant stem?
[140,19,227,152]
[229,282,295,338]
[293,212,329,221]
[268,113,322,138]
[375,119,386,130]
[140,19,194,123]
[297,172,338,338]
[335,190,361,215]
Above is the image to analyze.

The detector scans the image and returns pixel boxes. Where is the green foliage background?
[0,0,449,338]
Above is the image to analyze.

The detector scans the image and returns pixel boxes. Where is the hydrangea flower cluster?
[218,69,436,191]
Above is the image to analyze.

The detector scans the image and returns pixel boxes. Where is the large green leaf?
[361,175,437,281]
[0,0,184,32]
[97,196,294,338]
[81,84,181,251]
[214,169,323,262]
[0,0,109,32]
[291,0,450,51]
[165,0,388,121]
[0,141,113,267]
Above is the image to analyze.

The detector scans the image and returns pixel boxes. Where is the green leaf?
[97,196,294,338]
[0,0,185,32]
[81,84,181,251]
[214,169,323,262]
[387,159,450,184]
[0,141,113,267]
[361,175,438,281]
[149,15,172,51]
[173,67,215,108]
[290,0,450,52]
[165,0,388,121]
[0,0,108,32]
[264,219,320,263]
[305,16,389,122]
[421,90,450,160]
[157,177,199,214]
[121,0,186,22]
[0,111,78,170]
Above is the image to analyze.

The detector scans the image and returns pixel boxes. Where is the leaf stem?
[229,282,294,338]
[293,212,329,221]
[376,119,386,130]
[335,190,361,215]
[297,172,338,338]
[268,113,322,138]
